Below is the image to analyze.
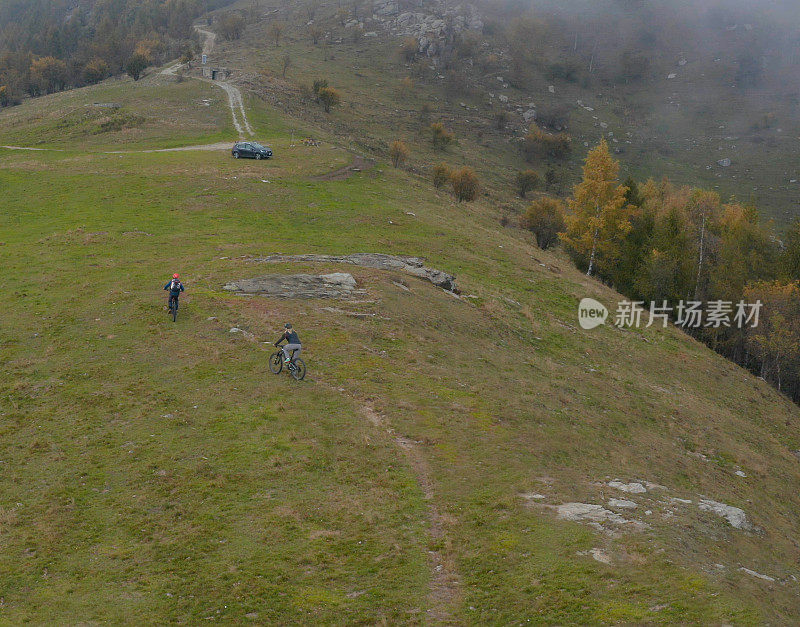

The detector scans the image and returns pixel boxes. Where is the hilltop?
[1,1,800,624]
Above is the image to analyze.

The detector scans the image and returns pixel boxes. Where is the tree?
[389,140,409,168]
[744,281,800,392]
[309,25,324,45]
[780,219,800,281]
[516,169,540,198]
[494,110,509,130]
[84,57,109,85]
[686,189,722,300]
[430,122,454,150]
[218,14,246,41]
[432,163,450,189]
[125,54,148,81]
[305,0,320,20]
[450,167,479,202]
[30,56,68,94]
[312,79,328,100]
[561,140,631,277]
[318,86,341,113]
[267,21,286,46]
[281,54,291,78]
[524,197,565,249]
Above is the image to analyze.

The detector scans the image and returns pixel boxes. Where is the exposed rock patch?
[698,499,753,531]
[247,253,458,292]
[608,498,637,509]
[223,273,360,299]
[608,480,647,494]
[551,502,648,533]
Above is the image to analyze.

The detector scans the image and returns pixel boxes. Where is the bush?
[524,196,565,249]
[516,169,540,198]
[83,57,109,85]
[450,167,479,202]
[389,140,409,168]
[432,163,451,188]
[317,86,341,113]
[546,59,580,83]
[494,110,509,130]
[309,26,324,45]
[312,79,328,99]
[125,54,149,82]
[430,122,455,150]
[536,105,570,131]
[522,128,571,161]
[267,22,286,46]
[399,76,414,98]
[218,13,246,41]
[399,37,418,62]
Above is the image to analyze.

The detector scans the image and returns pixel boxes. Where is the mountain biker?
[275,323,301,364]
[164,273,184,313]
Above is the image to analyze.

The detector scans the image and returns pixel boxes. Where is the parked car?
[231,141,273,160]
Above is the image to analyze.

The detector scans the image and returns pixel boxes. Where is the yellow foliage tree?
[561,139,630,276]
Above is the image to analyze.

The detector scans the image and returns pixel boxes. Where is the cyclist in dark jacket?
[275,323,301,363]
[164,273,185,313]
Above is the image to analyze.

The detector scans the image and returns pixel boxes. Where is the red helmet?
[173,273,180,279]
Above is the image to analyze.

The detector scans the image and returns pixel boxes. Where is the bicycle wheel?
[291,358,306,381]
[172,304,177,322]
[269,352,283,374]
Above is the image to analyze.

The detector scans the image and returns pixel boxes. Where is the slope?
[1,46,800,625]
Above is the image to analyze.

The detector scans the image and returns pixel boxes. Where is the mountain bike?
[269,348,306,381]
[168,297,178,322]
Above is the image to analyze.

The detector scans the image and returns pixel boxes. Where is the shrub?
[84,57,109,85]
[536,104,570,131]
[389,140,409,168]
[267,22,286,46]
[522,127,571,161]
[516,169,541,198]
[524,196,565,249]
[494,110,509,130]
[432,163,451,188]
[450,167,479,202]
[318,86,341,113]
[400,37,418,62]
[399,76,414,98]
[218,13,246,41]
[125,54,149,82]
[312,79,328,99]
[309,25,324,45]
[430,122,455,150]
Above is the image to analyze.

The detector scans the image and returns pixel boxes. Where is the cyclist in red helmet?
[164,273,185,314]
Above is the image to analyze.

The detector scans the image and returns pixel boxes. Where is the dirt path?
[1,143,230,154]
[361,405,461,623]
[313,155,375,181]
[192,25,253,138]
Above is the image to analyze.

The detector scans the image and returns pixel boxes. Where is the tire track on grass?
[361,404,461,623]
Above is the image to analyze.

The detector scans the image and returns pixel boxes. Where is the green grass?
[2,36,800,624]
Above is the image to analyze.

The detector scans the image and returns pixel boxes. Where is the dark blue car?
[232,141,273,160]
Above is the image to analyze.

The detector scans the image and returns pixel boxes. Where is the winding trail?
[361,405,461,622]
[192,26,254,138]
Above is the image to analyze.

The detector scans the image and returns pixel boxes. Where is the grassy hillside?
[2,48,800,624]
[212,0,800,227]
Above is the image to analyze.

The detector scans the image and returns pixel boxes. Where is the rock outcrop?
[247,253,458,293]
[223,273,359,299]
